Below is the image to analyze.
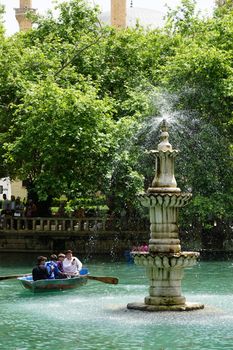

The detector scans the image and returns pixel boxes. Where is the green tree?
[158,0,233,240]
[0,0,153,203]
[3,79,116,200]
[0,0,232,239]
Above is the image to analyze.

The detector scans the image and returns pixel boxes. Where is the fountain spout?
[158,119,172,151]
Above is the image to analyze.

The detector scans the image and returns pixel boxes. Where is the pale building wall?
[11,179,27,200]
[111,0,126,28]
[101,7,164,29]
[0,177,27,200]
[0,177,11,200]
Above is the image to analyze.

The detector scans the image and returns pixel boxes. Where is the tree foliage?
[159,0,233,230]
[0,0,232,234]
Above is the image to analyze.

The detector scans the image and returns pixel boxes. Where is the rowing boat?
[18,268,89,293]
[18,275,88,292]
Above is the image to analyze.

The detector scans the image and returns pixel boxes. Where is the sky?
[0,0,215,35]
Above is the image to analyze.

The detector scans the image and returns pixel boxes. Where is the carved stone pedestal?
[127,252,204,312]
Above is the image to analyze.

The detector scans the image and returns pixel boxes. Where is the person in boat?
[57,253,65,273]
[45,254,63,279]
[56,253,68,279]
[32,256,49,281]
[139,242,149,252]
[63,250,82,276]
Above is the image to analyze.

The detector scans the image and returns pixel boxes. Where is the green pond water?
[1,254,233,350]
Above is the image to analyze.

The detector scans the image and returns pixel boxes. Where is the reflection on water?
[0,256,233,350]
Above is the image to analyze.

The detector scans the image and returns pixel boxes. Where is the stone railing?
[0,216,148,233]
[0,216,149,254]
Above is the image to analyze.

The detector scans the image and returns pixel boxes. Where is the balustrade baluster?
[77,219,81,231]
[32,219,36,231]
[84,219,89,231]
[48,218,52,231]
[55,219,58,231]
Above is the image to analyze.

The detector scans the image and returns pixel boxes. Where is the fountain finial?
[161,118,167,132]
[158,119,172,151]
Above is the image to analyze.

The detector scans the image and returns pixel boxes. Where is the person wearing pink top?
[138,243,149,252]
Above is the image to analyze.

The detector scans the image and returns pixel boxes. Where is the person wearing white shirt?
[63,250,82,276]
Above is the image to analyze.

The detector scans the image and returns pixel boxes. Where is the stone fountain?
[127,120,204,311]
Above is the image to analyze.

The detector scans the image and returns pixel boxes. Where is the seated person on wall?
[63,250,82,277]
[73,207,85,230]
[45,254,64,279]
[32,256,49,281]
[14,197,25,217]
[1,194,9,216]
[4,203,12,216]
[10,195,16,216]
[73,207,85,218]
[55,202,67,217]
[25,199,37,217]
[1,203,13,229]
[25,199,38,229]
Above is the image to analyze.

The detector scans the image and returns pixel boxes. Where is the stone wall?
[0,229,149,256]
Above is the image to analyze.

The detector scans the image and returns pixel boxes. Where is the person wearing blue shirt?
[45,254,61,279]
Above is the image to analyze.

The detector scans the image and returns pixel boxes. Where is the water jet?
[127,119,204,311]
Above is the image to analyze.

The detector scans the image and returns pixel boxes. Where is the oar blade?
[87,275,119,285]
[0,274,27,281]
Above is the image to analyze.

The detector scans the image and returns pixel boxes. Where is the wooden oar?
[86,275,118,285]
[0,274,31,281]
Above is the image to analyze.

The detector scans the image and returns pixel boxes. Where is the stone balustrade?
[0,216,105,232]
[0,216,149,254]
[0,216,148,233]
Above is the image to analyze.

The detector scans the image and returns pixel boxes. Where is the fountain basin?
[132,251,200,268]
[127,302,204,312]
[138,193,192,207]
